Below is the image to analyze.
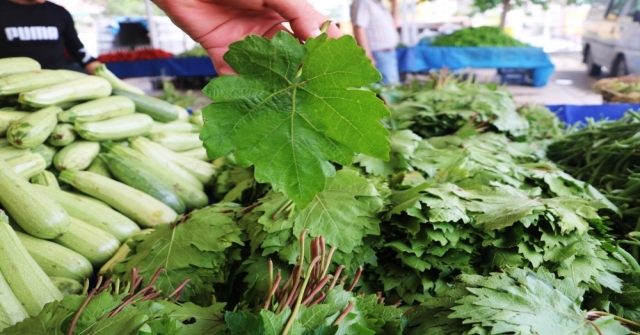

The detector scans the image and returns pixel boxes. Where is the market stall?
[103,56,217,78]
[397,44,555,87]
[1,22,640,334]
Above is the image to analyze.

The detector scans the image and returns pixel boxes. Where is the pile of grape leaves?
[7,31,640,334]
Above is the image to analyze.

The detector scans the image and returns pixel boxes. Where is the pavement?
[505,52,603,106]
[123,52,603,108]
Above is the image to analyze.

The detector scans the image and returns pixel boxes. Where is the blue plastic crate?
[545,104,640,125]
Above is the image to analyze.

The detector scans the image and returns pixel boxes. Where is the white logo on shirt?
[5,26,59,41]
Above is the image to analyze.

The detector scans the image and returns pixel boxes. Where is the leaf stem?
[585,320,603,335]
[591,311,640,328]
[332,301,355,326]
[282,255,321,335]
[68,287,98,335]
[263,274,282,311]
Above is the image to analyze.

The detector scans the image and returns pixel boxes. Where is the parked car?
[582,0,640,77]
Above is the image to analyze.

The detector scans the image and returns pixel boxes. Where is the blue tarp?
[546,104,640,125]
[397,46,555,87]
[105,57,218,78]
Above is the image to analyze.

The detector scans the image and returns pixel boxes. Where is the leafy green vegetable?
[405,267,629,335]
[239,169,384,273]
[430,26,528,47]
[201,31,390,207]
[385,76,529,139]
[113,203,244,305]
[3,271,227,335]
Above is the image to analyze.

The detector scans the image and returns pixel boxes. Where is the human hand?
[84,61,101,75]
[151,0,343,75]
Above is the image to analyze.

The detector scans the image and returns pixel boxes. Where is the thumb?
[266,0,343,39]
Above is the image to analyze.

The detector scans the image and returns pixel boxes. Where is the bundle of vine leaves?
[6,31,640,334]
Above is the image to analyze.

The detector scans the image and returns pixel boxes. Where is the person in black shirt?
[0,0,101,74]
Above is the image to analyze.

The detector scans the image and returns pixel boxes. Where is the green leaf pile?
[223,287,404,335]
[239,169,385,273]
[113,203,244,305]
[201,31,390,207]
[363,132,626,304]
[405,267,629,335]
[3,291,226,335]
[386,78,529,138]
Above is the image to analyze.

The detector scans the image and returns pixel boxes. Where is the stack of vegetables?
[1,30,640,334]
[430,26,528,47]
[97,48,174,62]
[0,56,217,328]
[592,75,640,102]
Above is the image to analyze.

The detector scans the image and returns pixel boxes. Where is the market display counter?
[104,57,218,78]
[397,45,555,87]
[547,103,640,125]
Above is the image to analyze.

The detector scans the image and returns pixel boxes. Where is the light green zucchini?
[178,147,210,161]
[0,57,41,77]
[94,64,145,95]
[0,159,69,239]
[53,141,100,171]
[0,211,62,317]
[58,170,178,228]
[30,170,60,189]
[0,69,85,95]
[32,185,140,242]
[0,264,29,330]
[98,229,153,275]
[86,156,112,178]
[0,111,30,137]
[189,109,204,127]
[75,113,153,141]
[6,153,46,179]
[0,146,29,160]
[29,143,57,168]
[103,143,208,209]
[47,123,76,147]
[135,137,215,184]
[58,96,135,123]
[150,121,200,134]
[99,153,186,213]
[19,76,112,107]
[148,131,202,151]
[54,216,121,267]
[16,231,93,281]
[112,88,179,122]
[49,277,84,295]
[129,136,203,190]
[6,106,61,148]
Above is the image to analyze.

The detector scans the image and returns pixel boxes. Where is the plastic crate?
[546,104,640,125]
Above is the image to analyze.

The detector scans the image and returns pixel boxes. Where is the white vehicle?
[582,0,640,76]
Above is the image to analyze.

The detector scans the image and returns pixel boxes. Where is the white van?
[582,0,640,76]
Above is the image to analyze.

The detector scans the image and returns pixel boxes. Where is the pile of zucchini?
[0,57,213,329]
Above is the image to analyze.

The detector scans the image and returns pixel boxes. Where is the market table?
[397,45,555,87]
[547,103,640,125]
[104,57,218,78]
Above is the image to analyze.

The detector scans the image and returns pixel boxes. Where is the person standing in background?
[0,0,101,74]
[351,0,400,85]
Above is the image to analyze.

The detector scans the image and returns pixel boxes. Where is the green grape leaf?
[113,204,244,305]
[201,31,390,207]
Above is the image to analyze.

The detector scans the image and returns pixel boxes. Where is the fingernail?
[312,29,322,37]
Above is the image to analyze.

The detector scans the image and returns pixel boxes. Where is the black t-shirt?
[0,0,97,70]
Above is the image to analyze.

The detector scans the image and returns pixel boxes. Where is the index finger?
[265,0,343,40]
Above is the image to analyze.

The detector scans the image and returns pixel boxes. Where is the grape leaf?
[113,203,244,305]
[449,268,629,335]
[291,169,382,253]
[201,31,390,207]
